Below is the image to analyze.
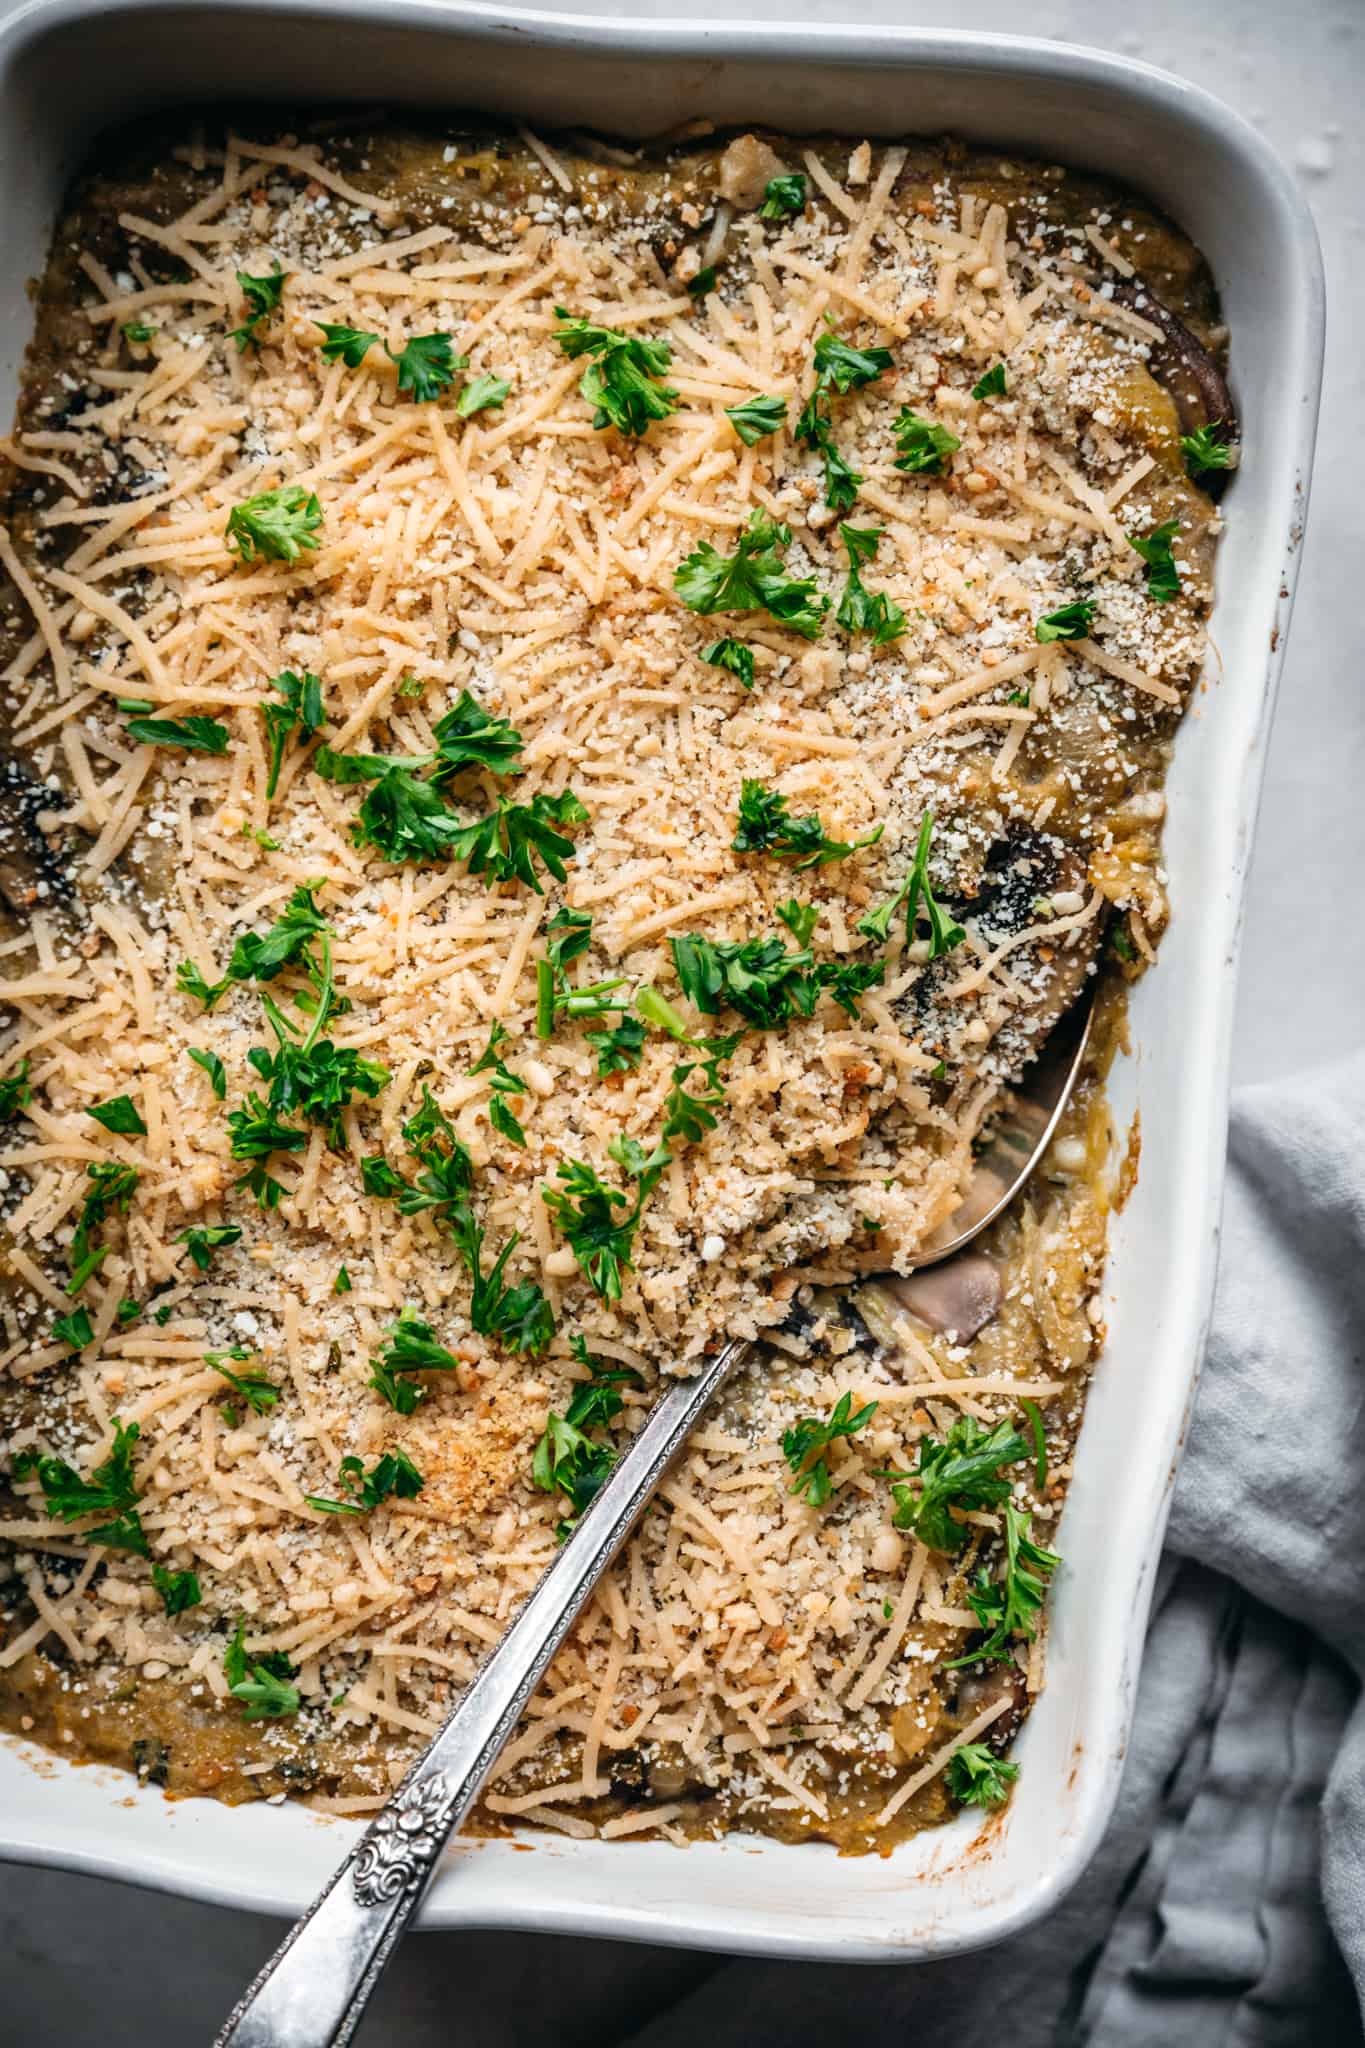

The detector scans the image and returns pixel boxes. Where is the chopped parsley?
[86,1094,146,1137]
[892,409,961,475]
[775,898,818,945]
[470,1021,527,1147]
[946,1742,1019,1808]
[1180,421,1234,478]
[305,1448,424,1516]
[672,929,882,1028]
[795,323,894,512]
[316,322,379,366]
[724,395,787,445]
[0,1059,32,1123]
[857,811,965,957]
[318,746,588,882]
[51,1308,94,1352]
[230,265,288,351]
[834,523,905,645]
[369,1310,462,1415]
[121,320,156,345]
[782,1390,878,1507]
[388,332,466,403]
[14,1416,145,1554]
[687,266,718,300]
[124,713,230,755]
[1129,518,1182,602]
[971,363,1007,399]
[361,1156,407,1197]
[701,637,755,689]
[535,907,627,1040]
[947,1502,1060,1667]
[553,310,679,438]
[152,1566,201,1617]
[759,174,806,221]
[675,509,828,640]
[532,1336,642,1539]
[455,372,512,418]
[225,484,324,565]
[334,1266,352,1294]
[175,1223,242,1272]
[732,777,883,870]
[1034,598,1096,644]
[207,1353,280,1416]
[886,1414,1030,1552]
[261,669,325,798]
[1110,921,1136,962]
[224,1619,299,1721]
[187,1047,227,1099]
[68,1162,139,1294]
[1019,1397,1048,1487]
[585,1015,647,1078]
[430,690,524,777]
[542,1139,668,1302]
[176,960,231,1011]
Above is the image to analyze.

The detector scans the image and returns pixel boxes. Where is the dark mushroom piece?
[951,1661,1029,1752]
[1111,280,1239,499]
[877,1253,1004,1347]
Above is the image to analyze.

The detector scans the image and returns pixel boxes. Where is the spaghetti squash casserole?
[0,120,1233,1847]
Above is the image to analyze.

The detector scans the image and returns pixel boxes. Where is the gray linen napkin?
[608,1052,1365,2047]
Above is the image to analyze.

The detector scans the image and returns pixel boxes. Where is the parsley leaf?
[535,907,628,1041]
[1035,599,1095,643]
[687,266,718,300]
[316,755,469,864]
[553,310,679,438]
[306,1448,424,1516]
[368,1310,462,1414]
[669,930,882,1029]
[68,1162,139,1294]
[1180,421,1234,478]
[208,1352,280,1415]
[585,1014,647,1077]
[811,329,894,395]
[226,882,330,985]
[335,1266,352,1294]
[187,1047,227,1098]
[230,265,287,351]
[51,1307,94,1352]
[470,1020,527,1147]
[701,637,755,689]
[261,669,325,798]
[759,174,806,220]
[224,1619,299,1721]
[892,409,961,475]
[782,1390,878,1506]
[946,1742,1019,1808]
[226,484,324,565]
[247,998,389,1152]
[725,395,787,445]
[176,1223,242,1272]
[947,1502,1060,1667]
[177,961,232,1010]
[542,1141,667,1302]
[387,332,467,402]
[834,522,905,645]
[316,322,379,367]
[971,363,1007,399]
[792,324,894,512]
[775,898,818,945]
[0,1059,32,1123]
[857,811,965,956]
[14,1416,144,1552]
[152,1566,201,1616]
[86,1094,146,1137]
[125,714,230,754]
[675,509,828,640]
[886,1415,1030,1551]
[732,777,883,870]
[1129,518,1182,602]
[448,790,590,892]
[455,371,512,418]
[532,1338,643,1539]
[430,690,524,777]
[122,320,155,346]
[361,1156,408,1198]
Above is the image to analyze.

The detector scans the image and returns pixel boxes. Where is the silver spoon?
[216,985,1095,2048]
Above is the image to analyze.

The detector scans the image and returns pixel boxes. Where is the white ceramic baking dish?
[0,0,1323,1963]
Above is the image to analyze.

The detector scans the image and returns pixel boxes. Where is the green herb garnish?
[732,776,882,870]
[188,1047,227,1099]
[532,1337,643,1540]
[795,324,894,512]
[1180,422,1234,478]
[1129,518,1181,602]
[553,310,679,438]
[0,1059,32,1123]
[782,1390,878,1506]
[585,1015,647,1077]
[368,1310,462,1415]
[725,395,787,445]
[334,1266,352,1294]
[152,1566,202,1616]
[207,1353,280,1416]
[224,1619,299,1721]
[470,1020,527,1147]
[387,332,466,403]
[226,484,324,565]
[51,1308,94,1352]
[834,522,905,645]
[947,1502,1059,1667]
[892,409,960,475]
[675,509,828,640]
[14,1417,145,1553]
[122,320,156,345]
[230,265,287,351]
[316,322,380,367]
[946,1742,1019,1808]
[305,1448,424,1517]
[857,810,964,956]
[701,637,755,689]
[430,690,524,778]
[261,669,325,799]
[535,908,627,1040]
[1034,599,1095,643]
[68,1162,139,1293]
[759,174,806,221]
[775,899,818,945]
[455,372,512,418]
[86,1094,146,1137]
[886,1415,1030,1552]
[971,363,1007,399]
[125,714,230,754]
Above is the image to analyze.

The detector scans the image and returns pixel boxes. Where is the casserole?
[0,0,1323,1962]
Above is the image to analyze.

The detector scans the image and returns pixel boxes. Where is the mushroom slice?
[876,1254,1003,1346]
[1112,281,1239,497]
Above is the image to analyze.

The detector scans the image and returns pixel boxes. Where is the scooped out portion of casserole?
[0,118,1231,1846]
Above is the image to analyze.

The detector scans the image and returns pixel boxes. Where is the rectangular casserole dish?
[0,0,1323,1963]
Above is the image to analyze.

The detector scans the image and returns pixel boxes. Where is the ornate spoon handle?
[215,1338,748,2048]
